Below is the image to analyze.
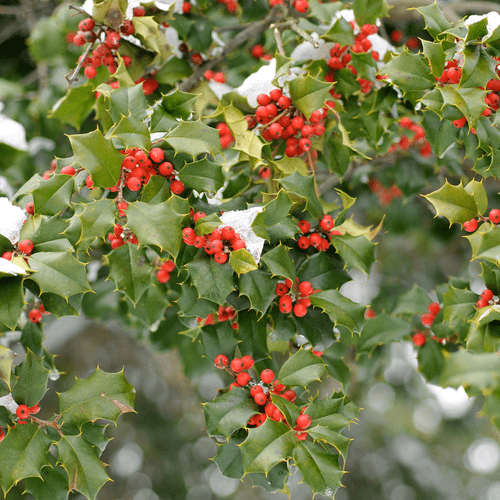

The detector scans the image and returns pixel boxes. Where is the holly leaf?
[466,223,500,265]
[380,50,435,94]
[24,465,69,500]
[260,244,296,282]
[56,435,110,500]
[212,432,245,479]
[417,339,445,383]
[203,387,257,439]
[178,157,224,193]
[32,174,75,216]
[11,349,49,406]
[442,285,477,324]
[76,199,116,247]
[322,17,354,46]
[352,0,391,26]
[391,284,432,316]
[252,190,293,241]
[278,172,323,219]
[140,175,170,204]
[105,244,152,305]
[0,423,52,495]
[238,269,278,314]
[108,113,151,151]
[0,277,24,330]
[28,251,91,298]
[310,290,365,333]
[106,84,148,123]
[321,343,350,388]
[459,45,497,89]
[161,89,198,120]
[50,84,95,130]
[229,249,258,276]
[92,0,127,30]
[278,349,325,387]
[422,40,446,77]
[288,74,332,119]
[237,310,270,361]
[422,180,479,225]
[195,213,221,235]
[438,85,487,126]
[165,120,222,159]
[240,418,296,474]
[357,313,412,352]
[200,322,238,361]
[125,196,190,257]
[132,16,172,66]
[185,253,235,304]
[68,129,124,189]
[412,2,452,40]
[0,345,15,390]
[176,283,218,318]
[298,253,351,291]
[58,368,135,428]
[481,261,500,296]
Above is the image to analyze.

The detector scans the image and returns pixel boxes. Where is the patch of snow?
[0,197,27,244]
[465,12,500,41]
[0,107,28,151]
[236,59,279,108]
[0,258,26,276]
[208,81,233,101]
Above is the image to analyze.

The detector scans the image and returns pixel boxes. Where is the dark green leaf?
[238,269,278,314]
[0,346,15,390]
[0,277,23,330]
[357,313,412,352]
[50,84,95,130]
[289,74,332,119]
[352,0,391,26]
[330,233,376,273]
[252,190,293,241]
[279,171,323,219]
[413,2,452,40]
[24,465,69,500]
[237,310,269,361]
[165,120,222,159]
[201,322,238,361]
[108,113,151,151]
[178,157,224,193]
[260,244,296,281]
[442,285,477,324]
[229,249,258,276]
[161,89,198,120]
[278,349,325,387]
[32,174,75,216]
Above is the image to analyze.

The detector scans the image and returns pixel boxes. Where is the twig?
[274,27,285,56]
[68,4,91,16]
[66,29,104,87]
[29,414,64,437]
[290,23,319,48]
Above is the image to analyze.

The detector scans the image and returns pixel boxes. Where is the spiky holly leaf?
[56,435,110,500]
[161,89,198,120]
[105,244,152,305]
[125,196,190,257]
[466,313,500,353]
[321,343,350,389]
[68,129,123,189]
[240,418,296,474]
[11,349,49,406]
[442,285,477,324]
[298,253,351,291]
[417,338,445,383]
[141,175,170,204]
[165,120,222,159]
[50,83,95,130]
[212,431,246,479]
[58,368,135,428]
[20,321,44,357]
[237,310,269,361]
[132,16,172,66]
[81,422,111,455]
[380,50,435,94]
[422,180,479,225]
[293,440,343,499]
[481,261,500,296]
[438,86,487,126]
[92,0,127,30]
[21,215,69,247]
[204,387,258,439]
[357,313,412,352]
[322,17,354,46]
[352,0,391,26]
[252,190,293,241]
[466,224,500,265]
[278,349,325,387]
[269,157,309,176]
[238,269,278,314]
[178,157,224,193]
[278,172,323,219]
[176,283,218,318]
[272,394,301,428]
[32,174,75,216]
[0,423,52,496]
[310,290,365,333]
[24,465,69,500]
[288,74,332,119]
[465,179,488,215]
[0,345,15,390]
[392,284,432,316]
[330,233,376,274]
[108,113,151,151]
[422,40,446,77]
[260,244,296,282]
[195,213,221,235]
[28,251,91,298]
[459,46,497,89]
[413,2,451,40]
[200,322,239,362]
[0,277,23,330]
[76,200,116,247]
[229,249,258,276]
[185,253,235,304]
[106,84,148,123]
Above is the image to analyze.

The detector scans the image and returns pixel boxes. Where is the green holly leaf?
[465,179,488,215]
[380,50,435,94]
[438,86,487,126]
[321,343,350,388]
[81,422,111,455]
[288,74,332,120]
[0,277,24,330]
[68,129,124,189]
[422,180,479,225]
[106,243,152,305]
[106,84,148,123]
[140,175,170,204]
[293,440,343,499]
[466,314,500,353]
[161,89,198,120]
[417,339,445,383]
[92,0,126,30]
[322,17,354,46]
[309,290,365,333]
[298,253,351,291]
[459,46,497,89]
[308,0,343,22]
[442,285,477,324]
[422,40,446,77]
[76,199,116,247]
[24,465,69,500]
[185,253,235,304]
[481,261,500,296]
[240,418,296,474]
[306,395,356,431]
[269,156,309,176]
[352,0,391,26]
[465,224,500,265]
[212,431,246,479]
[165,120,222,159]
[273,53,293,87]
[421,110,459,158]
[132,16,172,66]
[391,284,431,316]
[32,174,75,216]
[59,368,135,428]
[204,388,257,439]
[330,234,376,273]
[108,113,151,151]
[20,321,44,357]
[0,345,15,390]
[237,310,270,361]
[440,350,500,392]
[278,172,323,219]
[357,313,412,352]
[238,269,278,314]
[260,244,296,282]
[271,394,301,428]
[413,2,452,40]
[177,284,217,318]
[252,190,293,241]
[11,349,49,406]
[200,322,239,361]
[38,293,81,319]
[178,157,224,193]
[195,213,221,235]
[56,434,110,500]
[21,215,69,248]
[125,196,190,257]
[278,349,325,387]
[229,249,258,276]
[28,251,91,298]
[50,83,95,130]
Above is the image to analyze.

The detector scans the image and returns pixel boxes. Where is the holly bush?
[2,0,500,498]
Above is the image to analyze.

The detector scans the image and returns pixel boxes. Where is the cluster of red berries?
[250,44,271,60]
[202,70,227,83]
[268,0,308,13]
[476,288,496,309]
[411,302,442,347]
[463,208,500,233]
[107,223,138,249]
[156,260,176,284]
[216,122,235,149]
[182,220,245,264]
[276,279,318,317]
[387,116,431,158]
[296,216,341,252]
[216,0,238,14]
[2,239,34,260]
[14,402,41,425]
[368,178,403,207]
[198,305,238,328]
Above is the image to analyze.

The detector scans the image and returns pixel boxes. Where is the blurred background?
[2,0,500,499]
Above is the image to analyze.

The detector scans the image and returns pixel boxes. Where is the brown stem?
[29,414,64,437]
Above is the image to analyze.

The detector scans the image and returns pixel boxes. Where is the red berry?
[127,177,142,191]
[159,162,173,176]
[260,369,274,384]
[250,385,264,397]
[29,309,42,323]
[156,269,170,283]
[170,180,184,194]
[283,390,296,402]
[412,332,427,347]
[214,251,228,264]
[251,44,265,59]
[257,94,271,106]
[149,148,164,163]
[427,302,441,316]
[254,392,267,405]
[133,6,146,16]
[296,414,311,429]
[295,0,309,13]
[60,166,75,176]
[0,428,5,442]
[298,236,310,249]
[269,123,283,139]
[16,405,30,419]
[275,283,289,296]
[481,289,494,301]
[242,355,254,369]
[2,251,12,261]
[18,239,34,255]
[277,96,291,109]
[320,215,334,231]
[78,18,95,31]
[182,1,191,13]
[25,201,34,215]
[236,372,251,386]
[293,303,307,317]
[279,295,293,314]
[421,313,435,327]
[463,219,478,232]
[221,226,235,241]
[213,72,226,83]
[298,281,314,296]
[489,209,500,224]
[142,78,159,95]
[230,358,244,373]
[299,138,311,151]
[28,403,41,415]
[477,298,490,308]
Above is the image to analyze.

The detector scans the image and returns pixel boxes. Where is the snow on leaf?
[0,257,27,276]
[0,197,27,244]
[236,60,279,108]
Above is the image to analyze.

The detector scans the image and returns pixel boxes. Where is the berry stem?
[66,28,104,87]
[274,27,286,56]
[29,414,64,437]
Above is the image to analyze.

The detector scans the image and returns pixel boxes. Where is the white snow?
[236,60,279,108]
[0,257,26,276]
[0,197,27,244]
[0,394,18,414]
[465,12,500,41]
[0,102,28,152]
